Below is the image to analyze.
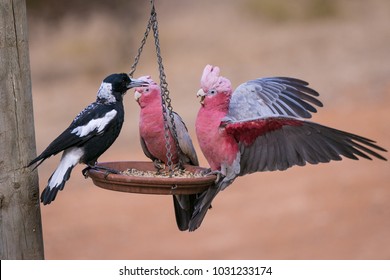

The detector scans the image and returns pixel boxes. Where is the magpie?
[28,73,148,205]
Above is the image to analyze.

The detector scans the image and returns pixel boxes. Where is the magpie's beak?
[127,78,149,89]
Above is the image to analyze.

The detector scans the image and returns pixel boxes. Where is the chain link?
[128,4,153,78]
[129,0,183,175]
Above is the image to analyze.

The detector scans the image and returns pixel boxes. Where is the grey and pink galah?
[134,76,199,231]
[190,64,387,231]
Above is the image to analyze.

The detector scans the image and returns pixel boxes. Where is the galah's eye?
[209,89,217,95]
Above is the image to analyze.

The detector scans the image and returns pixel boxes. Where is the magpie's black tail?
[40,148,82,204]
[41,163,75,205]
[27,154,47,170]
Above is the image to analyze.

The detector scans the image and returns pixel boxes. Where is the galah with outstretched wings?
[190,64,387,231]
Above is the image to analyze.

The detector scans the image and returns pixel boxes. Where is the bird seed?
[121,168,204,178]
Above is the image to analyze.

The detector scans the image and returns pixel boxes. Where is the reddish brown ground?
[29,0,390,259]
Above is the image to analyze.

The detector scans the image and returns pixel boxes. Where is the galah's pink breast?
[195,107,238,171]
[139,105,179,163]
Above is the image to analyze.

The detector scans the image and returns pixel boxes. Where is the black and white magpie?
[28,73,148,205]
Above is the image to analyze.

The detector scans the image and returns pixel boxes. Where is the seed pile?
[121,168,204,178]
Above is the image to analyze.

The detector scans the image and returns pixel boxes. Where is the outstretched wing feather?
[223,117,387,175]
[229,77,323,120]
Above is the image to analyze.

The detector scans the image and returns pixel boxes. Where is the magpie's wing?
[222,117,387,175]
[170,112,199,166]
[28,102,117,168]
[228,77,323,120]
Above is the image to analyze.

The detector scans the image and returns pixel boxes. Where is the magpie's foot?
[82,166,91,178]
[102,167,121,179]
[83,164,121,179]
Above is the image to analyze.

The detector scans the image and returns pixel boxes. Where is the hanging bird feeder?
[86,1,216,195]
[88,161,213,195]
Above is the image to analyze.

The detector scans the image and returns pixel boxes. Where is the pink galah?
[190,64,387,231]
[134,76,199,231]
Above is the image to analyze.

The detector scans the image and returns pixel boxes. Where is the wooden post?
[0,0,44,259]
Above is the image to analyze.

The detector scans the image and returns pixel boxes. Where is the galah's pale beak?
[134,90,142,101]
[197,89,206,105]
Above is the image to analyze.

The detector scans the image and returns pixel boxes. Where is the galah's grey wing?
[222,117,387,176]
[229,77,323,120]
[170,112,199,166]
[140,136,157,162]
[167,111,200,231]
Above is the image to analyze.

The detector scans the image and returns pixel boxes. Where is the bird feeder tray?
[87,161,216,195]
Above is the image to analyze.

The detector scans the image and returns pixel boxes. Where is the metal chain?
[129,0,183,175]
[128,4,153,77]
[150,3,184,175]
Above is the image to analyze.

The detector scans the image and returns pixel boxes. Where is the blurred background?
[27,0,390,259]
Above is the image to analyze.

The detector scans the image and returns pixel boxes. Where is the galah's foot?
[200,168,212,175]
[153,160,165,174]
[174,162,185,172]
[83,164,121,179]
[170,163,185,176]
[213,171,224,184]
[202,169,224,184]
